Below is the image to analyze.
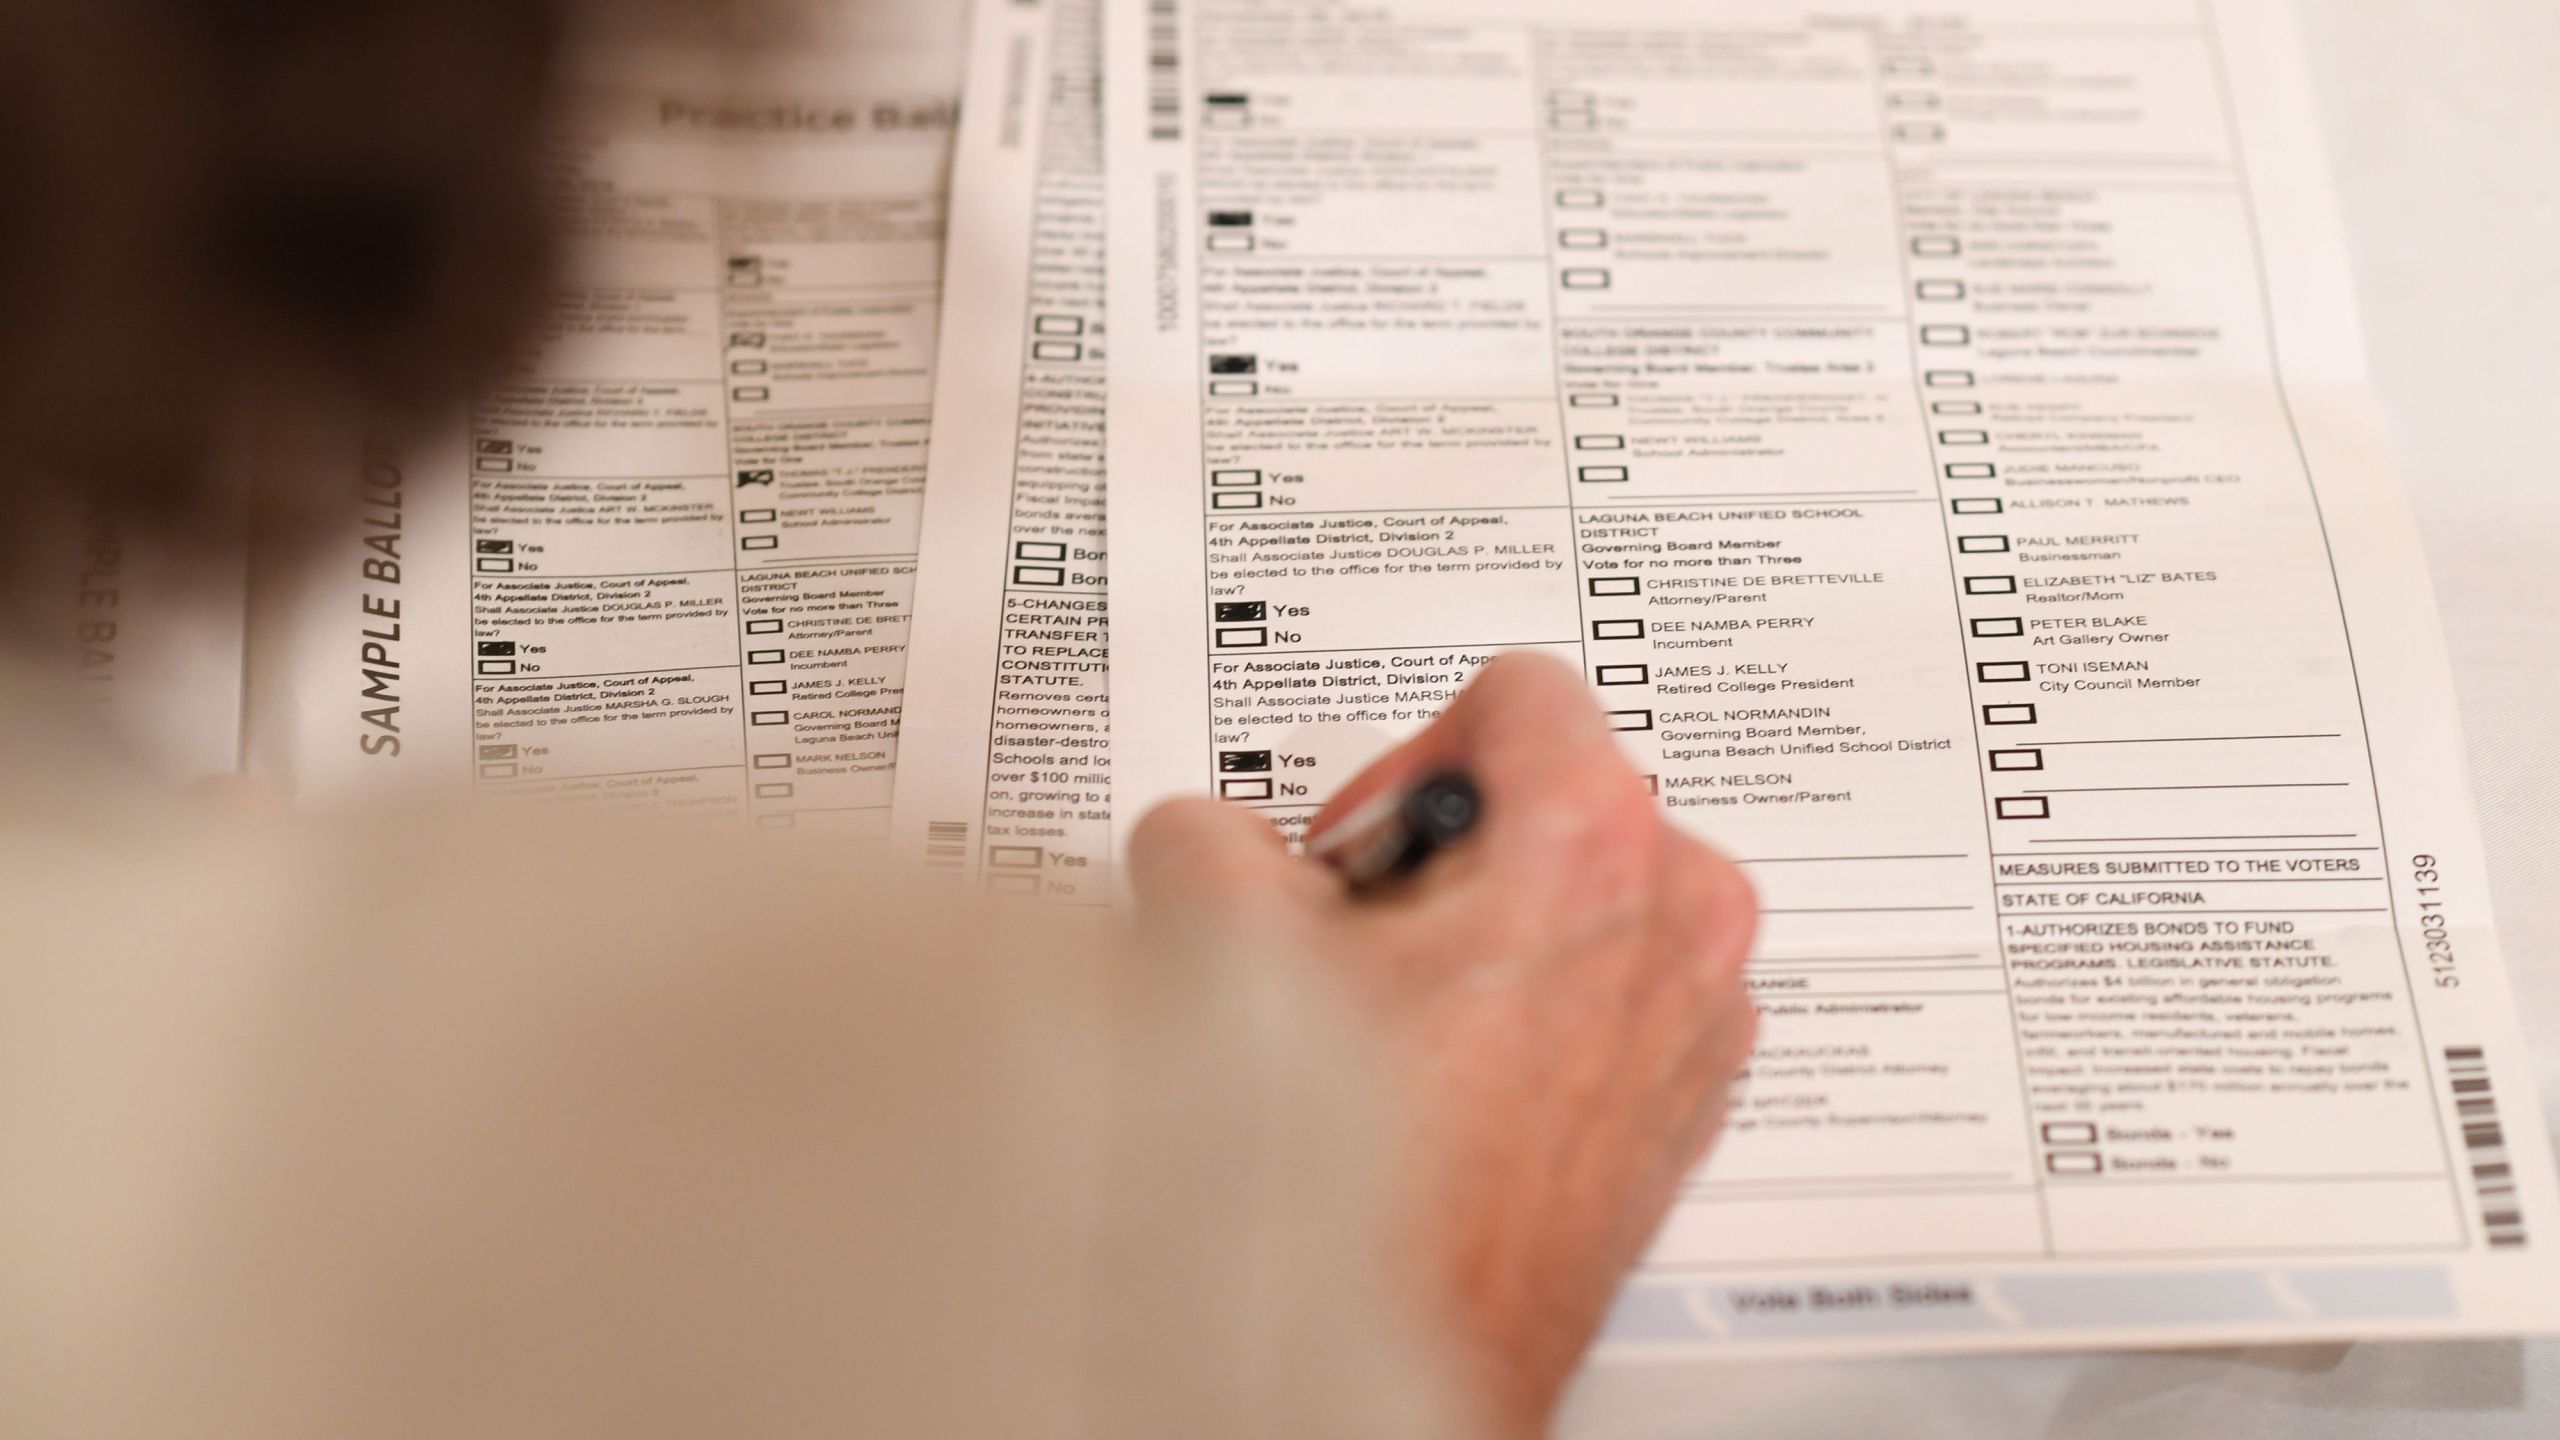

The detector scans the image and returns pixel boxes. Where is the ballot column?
[1183,22,1583,838]
[1872,17,2467,1256]
[1525,21,2045,1270]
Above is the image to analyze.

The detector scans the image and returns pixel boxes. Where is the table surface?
[1563,1,2560,1433]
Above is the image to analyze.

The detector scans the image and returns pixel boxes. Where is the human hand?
[1129,652,1759,1440]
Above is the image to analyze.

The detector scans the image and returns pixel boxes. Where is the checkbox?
[748,649,784,664]
[476,659,518,677]
[740,508,777,523]
[478,744,519,761]
[1211,468,1262,487]
[1013,565,1068,586]
[1886,91,1941,110]
[1939,429,1990,445]
[733,385,771,402]
[1215,626,1269,648]
[1932,399,1982,415]
[1555,188,1606,209]
[1996,796,2050,820]
[1215,602,1265,623]
[1920,324,1971,346]
[1589,576,1641,597]
[746,620,784,636]
[1551,111,1597,131]
[1211,491,1263,510]
[1558,228,1608,249]
[741,535,780,552]
[986,871,1040,894]
[1575,434,1625,450]
[1592,619,1645,640]
[732,359,770,376]
[1990,748,2044,771]
[1924,369,1975,387]
[476,557,517,574]
[1605,709,1655,732]
[1945,462,1997,480]
[1595,664,1649,686]
[1206,232,1256,252]
[751,710,790,726]
[1951,497,2003,515]
[1883,55,1935,77]
[475,457,515,474]
[987,844,1045,869]
[1561,268,1613,289]
[1569,393,1621,408]
[729,331,767,349]
[1033,315,1085,337]
[1893,121,1947,143]
[2042,1122,2098,1145]
[753,753,792,770]
[758,814,798,831]
[1208,380,1260,397]
[1016,541,1069,562]
[755,781,796,799]
[749,680,788,696]
[1970,617,2024,638]
[1220,777,1275,801]
[478,763,519,781]
[1033,340,1084,361]
[1915,279,1966,301]
[1579,465,1629,483]
[1219,751,1274,773]
[1982,703,2038,726]
[1976,660,2030,683]
[2045,1152,2102,1175]
[1957,534,2010,554]
[1964,575,2017,595]
[1912,236,1962,258]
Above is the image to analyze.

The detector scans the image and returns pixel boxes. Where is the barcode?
[1148,0,1182,140]
[925,820,970,869]
[2446,1045,2528,1248]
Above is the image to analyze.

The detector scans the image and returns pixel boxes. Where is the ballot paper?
[889,0,1117,900]
[241,15,967,833]
[1101,0,2560,1355]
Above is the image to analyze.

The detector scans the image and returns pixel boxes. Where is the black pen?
[1308,769,1483,894]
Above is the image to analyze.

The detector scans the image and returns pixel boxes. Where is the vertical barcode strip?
[1148,0,1183,140]
[925,820,970,869]
[2446,1046,2529,1248]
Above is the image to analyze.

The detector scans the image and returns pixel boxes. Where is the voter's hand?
[1131,652,1759,1440]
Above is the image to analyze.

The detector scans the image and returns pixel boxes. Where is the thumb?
[1127,797,1338,919]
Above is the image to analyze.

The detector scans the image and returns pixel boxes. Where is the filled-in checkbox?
[1589,576,1641,597]
[1951,497,2003,515]
[1976,660,2030,683]
[1964,575,2017,595]
[1220,777,1275,801]
[1982,703,2038,726]
[1215,626,1269,648]
[1579,465,1629,483]
[1013,564,1068,586]
[1991,748,2044,771]
[1606,710,1655,732]
[1595,664,1649,686]
[1970,616,2025,638]
[1591,619,1645,641]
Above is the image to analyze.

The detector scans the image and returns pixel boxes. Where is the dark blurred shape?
[0,0,567,519]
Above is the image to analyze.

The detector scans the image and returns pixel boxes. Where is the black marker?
[1308,770,1483,893]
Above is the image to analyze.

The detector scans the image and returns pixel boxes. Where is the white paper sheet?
[244,16,967,839]
[1102,0,2560,1355]
[889,0,1117,900]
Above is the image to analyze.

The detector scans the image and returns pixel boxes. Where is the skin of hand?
[1127,652,1760,1440]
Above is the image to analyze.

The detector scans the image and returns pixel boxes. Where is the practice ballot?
[1100,0,2560,1355]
